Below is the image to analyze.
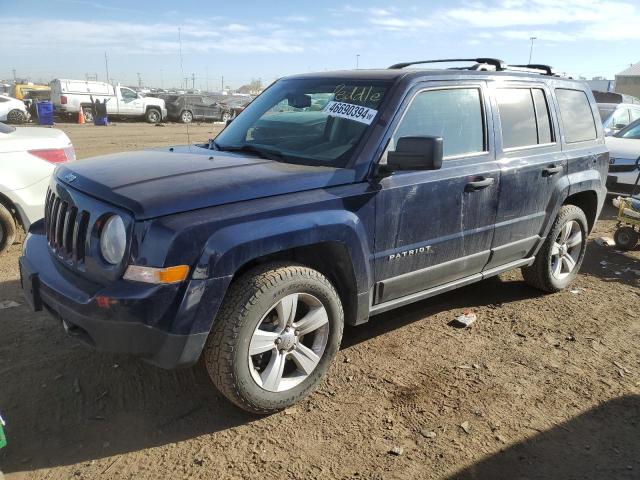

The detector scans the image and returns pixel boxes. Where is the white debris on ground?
[0,300,20,310]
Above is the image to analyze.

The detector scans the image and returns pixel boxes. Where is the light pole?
[356,54,360,69]
[528,37,537,64]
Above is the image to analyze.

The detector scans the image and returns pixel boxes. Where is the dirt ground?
[0,123,639,480]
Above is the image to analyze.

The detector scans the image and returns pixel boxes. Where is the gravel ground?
[0,123,639,479]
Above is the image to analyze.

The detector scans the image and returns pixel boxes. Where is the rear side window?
[629,108,640,122]
[555,89,597,143]
[393,88,485,158]
[496,88,554,149]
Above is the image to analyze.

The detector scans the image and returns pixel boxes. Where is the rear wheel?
[6,109,26,124]
[522,204,588,292]
[203,263,344,414]
[145,108,161,124]
[0,204,17,256]
[614,226,639,251]
[180,110,193,123]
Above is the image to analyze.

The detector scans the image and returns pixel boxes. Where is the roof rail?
[510,64,554,75]
[388,58,506,71]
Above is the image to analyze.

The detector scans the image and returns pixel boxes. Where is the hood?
[605,136,640,160]
[55,145,356,219]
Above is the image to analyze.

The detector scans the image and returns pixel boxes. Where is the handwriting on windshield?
[333,85,383,103]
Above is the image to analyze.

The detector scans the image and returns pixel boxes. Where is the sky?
[1,0,639,89]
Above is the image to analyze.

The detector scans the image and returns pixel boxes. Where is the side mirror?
[386,136,443,171]
[613,123,626,130]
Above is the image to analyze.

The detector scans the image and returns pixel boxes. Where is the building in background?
[615,62,640,98]
[585,76,615,93]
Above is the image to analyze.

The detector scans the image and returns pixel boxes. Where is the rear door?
[486,82,566,269]
[372,81,500,304]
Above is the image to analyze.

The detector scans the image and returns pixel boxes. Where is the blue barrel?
[36,101,54,126]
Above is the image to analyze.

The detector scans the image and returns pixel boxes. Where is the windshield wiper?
[216,144,286,161]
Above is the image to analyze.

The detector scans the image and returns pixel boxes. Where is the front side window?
[392,88,485,158]
[555,89,597,143]
[496,87,554,149]
[120,88,137,101]
[214,79,390,167]
[611,108,630,129]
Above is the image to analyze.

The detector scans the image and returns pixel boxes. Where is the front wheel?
[180,110,193,123]
[522,204,588,292]
[221,111,231,123]
[203,263,344,414]
[145,108,161,124]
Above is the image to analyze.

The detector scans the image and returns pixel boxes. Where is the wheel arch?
[0,191,25,230]
[563,190,598,233]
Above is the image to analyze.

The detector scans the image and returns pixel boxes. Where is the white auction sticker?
[323,101,378,125]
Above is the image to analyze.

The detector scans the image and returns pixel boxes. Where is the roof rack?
[388,58,506,71]
[388,58,558,76]
[510,64,554,75]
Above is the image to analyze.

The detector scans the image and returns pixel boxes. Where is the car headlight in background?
[100,215,126,264]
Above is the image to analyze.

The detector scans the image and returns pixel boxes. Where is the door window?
[629,108,640,122]
[496,88,554,148]
[120,88,137,101]
[611,108,630,129]
[555,89,597,143]
[393,88,485,158]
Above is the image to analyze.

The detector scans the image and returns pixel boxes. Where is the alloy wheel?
[248,293,330,392]
[550,220,582,280]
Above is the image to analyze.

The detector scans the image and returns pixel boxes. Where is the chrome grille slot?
[44,188,91,263]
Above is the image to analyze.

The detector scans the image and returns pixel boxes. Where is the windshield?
[615,118,640,139]
[214,78,390,167]
[598,106,615,122]
[0,122,16,134]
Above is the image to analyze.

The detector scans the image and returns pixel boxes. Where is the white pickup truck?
[50,79,167,123]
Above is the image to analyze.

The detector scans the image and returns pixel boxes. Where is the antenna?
[178,27,191,149]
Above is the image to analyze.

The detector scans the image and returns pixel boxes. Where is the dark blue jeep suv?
[20,59,608,413]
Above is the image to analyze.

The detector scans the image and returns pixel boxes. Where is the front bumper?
[19,224,230,368]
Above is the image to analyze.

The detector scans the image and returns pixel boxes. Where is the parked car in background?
[164,94,232,123]
[0,95,29,124]
[598,102,640,136]
[11,83,51,101]
[20,59,608,413]
[221,97,252,118]
[0,122,75,255]
[50,79,167,123]
[606,118,640,191]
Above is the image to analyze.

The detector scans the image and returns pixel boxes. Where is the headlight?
[100,215,126,265]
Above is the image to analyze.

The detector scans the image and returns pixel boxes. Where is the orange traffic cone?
[77,110,85,124]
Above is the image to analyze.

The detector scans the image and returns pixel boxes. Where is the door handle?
[465,177,495,192]
[542,165,563,176]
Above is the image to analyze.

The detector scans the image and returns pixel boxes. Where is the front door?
[373,82,500,305]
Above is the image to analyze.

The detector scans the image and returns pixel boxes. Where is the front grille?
[44,188,91,263]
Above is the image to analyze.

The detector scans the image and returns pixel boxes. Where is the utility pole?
[221,75,224,92]
[160,69,163,89]
[528,37,537,64]
[356,54,360,69]
[192,73,195,90]
[137,72,142,88]
[104,52,110,85]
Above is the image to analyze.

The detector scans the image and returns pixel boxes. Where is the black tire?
[0,204,17,256]
[221,111,231,123]
[180,110,193,123]
[6,109,26,124]
[614,226,639,251]
[145,108,161,124]
[203,262,344,414]
[522,204,588,293]
[82,107,94,123]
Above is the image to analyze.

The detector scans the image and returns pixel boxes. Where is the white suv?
[0,122,75,254]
